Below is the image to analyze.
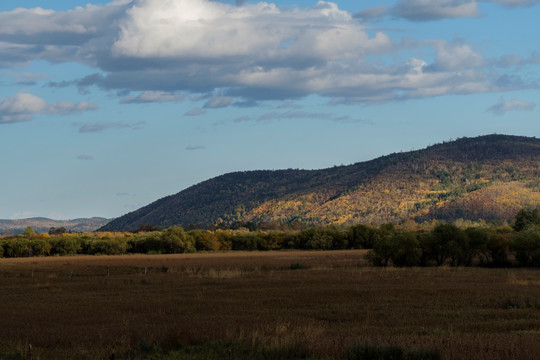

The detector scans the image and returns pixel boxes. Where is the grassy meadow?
[1,250,539,359]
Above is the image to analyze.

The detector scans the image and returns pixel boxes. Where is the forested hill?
[0,217,110,235]
[100,135,540,231]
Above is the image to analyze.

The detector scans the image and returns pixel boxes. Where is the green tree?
[429,223,465,266]
[49,227,67,236]
[513,208,540,232]
[464,227,489,265]
[50,237,82,255]
[23,226,37,238]
[390,232,420,267]
[349,224,373,249]
[161,226,194,253]
[486,234,510,267]
[189,230,219,251]
[512,228,540,267]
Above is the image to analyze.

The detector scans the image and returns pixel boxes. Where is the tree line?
[0,208,539,267]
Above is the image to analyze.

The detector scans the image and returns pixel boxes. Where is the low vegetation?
[2,208,540,268]
[0,251,538,359]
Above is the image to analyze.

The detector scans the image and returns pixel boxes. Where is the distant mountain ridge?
[0,217,110,235]
[100,134,540,231]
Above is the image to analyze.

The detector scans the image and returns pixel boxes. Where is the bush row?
[1,223,539,267]
[367,223,540,267]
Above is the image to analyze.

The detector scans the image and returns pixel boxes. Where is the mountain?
[0,217,111,235]
[100,135,540,231]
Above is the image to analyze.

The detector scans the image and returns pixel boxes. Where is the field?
[1,250,539,359]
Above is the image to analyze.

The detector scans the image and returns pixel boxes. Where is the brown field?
[1,250,539,359]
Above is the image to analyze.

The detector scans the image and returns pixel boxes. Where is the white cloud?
[487,98,536,114]
[204,96,234,109]
[112,0,390,62]
[354,5,389,21]
[185,108,206,116]
[0,92,97,124]
[0,1,533,106]
[3,72,49,85]
[391,0,480,21]
[388,0,540,21]
[120,91,186,104]
[429,41,486,70]
[486,0,540,7]
[78,121,136,133]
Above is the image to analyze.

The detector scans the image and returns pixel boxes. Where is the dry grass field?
[0,250,539,359]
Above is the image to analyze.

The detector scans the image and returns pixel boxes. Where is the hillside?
[0,217,110,235]
[100,135,540,231]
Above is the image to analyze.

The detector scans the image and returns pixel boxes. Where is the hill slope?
[0,217,110,235]
[101,135,540,231]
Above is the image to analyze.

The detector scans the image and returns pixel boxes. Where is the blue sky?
[0,0,538,220]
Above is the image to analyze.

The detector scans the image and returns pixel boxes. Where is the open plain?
[1,250,539,359]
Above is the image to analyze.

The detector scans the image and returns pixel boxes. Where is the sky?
[0,0,539,220]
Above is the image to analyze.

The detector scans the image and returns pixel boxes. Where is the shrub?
[464,227,489,265]
[50,237,82,255]
[161,226,195,253]
[289,262,309,270]
[0,242,4,258]
[513,208,540,232]
[349,224,375,249]
[261,231,286,250]
[390,232,420,267]
[512,228,540,267]
[84,238,128,255]
[231,232,260,251]
[214,229,233,251]
[2,239,33,257]
[23,226,37,238]
[407,347,441,360]
[128,232,163,254]
[486,234,511,267]
[29,240,52,256]
[347,342,403,360]
[189,230,219,252]
[367,232,420,267]
[366,236,394,267]
[325,226,349,249]
[430,223,465,266]
[305,232,334,250]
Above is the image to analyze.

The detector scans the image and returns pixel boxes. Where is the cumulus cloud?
[0,92,97,123]
[487,0,540,7]
[203,96,234,109]
[391,0,480,21]
[487,98,536,114]
[185,108,206,116]
[3,72,49,85]
[0,0,533,106]
[120,91,186,104]
[78,120,144,133]
[388,0,540,21]
[428,41,486,71]
[354,5,390,21]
